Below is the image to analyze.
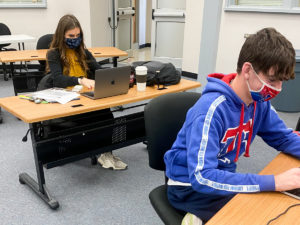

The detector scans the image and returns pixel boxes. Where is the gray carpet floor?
[0,77,300,225]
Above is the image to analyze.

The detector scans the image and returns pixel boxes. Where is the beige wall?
[182,1,204,74]
[89,0,111,47]
[145,0,152,44]
[216,3,300,74]
[0,0,112,50]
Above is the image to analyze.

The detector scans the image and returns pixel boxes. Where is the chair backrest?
[36,34,53,50]
[296,117,300,131]
[145,92,201,171]
[36,34,53,71]
[0,23,12,49]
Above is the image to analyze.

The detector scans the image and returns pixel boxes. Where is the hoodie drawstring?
[234,104,244,162]
[244,102,256,157]
[233,102,257,162]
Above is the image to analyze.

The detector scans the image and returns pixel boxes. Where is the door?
[114,0,135,58]
[151,0,186,68]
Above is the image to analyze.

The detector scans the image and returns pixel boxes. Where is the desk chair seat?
[149,185,186,225]
[145,92,201,225]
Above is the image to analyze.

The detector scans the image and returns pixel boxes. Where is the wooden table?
[0,46,127,63]
[0,47,128,81]
[0,47,128,124]
[0,49,48,63]
[0,79,201,209]
[206,153,300,225]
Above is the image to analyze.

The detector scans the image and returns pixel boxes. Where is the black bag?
[131,61,181,86]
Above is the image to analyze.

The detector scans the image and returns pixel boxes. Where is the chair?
[0,23,15,51]
[296,117,300,131]
[144,91,201,225]
[36,34,53,71]
[11,34,53,95]
[0,23,16,81]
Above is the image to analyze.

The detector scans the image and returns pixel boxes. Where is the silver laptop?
[81,66,131,99]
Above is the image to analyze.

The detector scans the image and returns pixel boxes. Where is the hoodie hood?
[203,73,245,108]
[203,73,257,162]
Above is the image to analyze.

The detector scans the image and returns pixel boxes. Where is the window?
[236,0,283,6]
[225,0,300,13]
[0,0,47,8]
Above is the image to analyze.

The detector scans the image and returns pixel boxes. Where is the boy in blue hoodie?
[164,27,300,224]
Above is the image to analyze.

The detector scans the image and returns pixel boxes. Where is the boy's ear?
[242,62,251,80]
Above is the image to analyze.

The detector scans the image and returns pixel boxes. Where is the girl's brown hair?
[46,14,89,75]
[237,27,295,81]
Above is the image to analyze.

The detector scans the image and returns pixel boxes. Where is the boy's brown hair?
[237,27,295,81]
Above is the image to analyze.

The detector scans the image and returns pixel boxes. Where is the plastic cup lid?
[135,66,147,72]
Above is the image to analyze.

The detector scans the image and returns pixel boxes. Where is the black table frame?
[18,104,146,209]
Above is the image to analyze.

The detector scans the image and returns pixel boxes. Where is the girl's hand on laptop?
[80,78,95,89]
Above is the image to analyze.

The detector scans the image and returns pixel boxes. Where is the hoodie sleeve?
[257,102,300,158]
[186,107,275,196]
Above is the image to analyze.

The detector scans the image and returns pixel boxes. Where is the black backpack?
[131,61,181,86]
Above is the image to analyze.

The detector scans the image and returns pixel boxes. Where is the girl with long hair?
[44,14,127,170]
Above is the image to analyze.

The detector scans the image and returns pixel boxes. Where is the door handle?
[152,11,185,18]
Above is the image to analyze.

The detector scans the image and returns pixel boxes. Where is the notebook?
[81,66,131,99]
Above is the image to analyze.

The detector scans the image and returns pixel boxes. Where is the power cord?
[108,17,119,30]
[266,203,300,225]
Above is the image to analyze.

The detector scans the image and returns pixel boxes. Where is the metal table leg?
[113,56,119,67]
[2,62,8,81]
[0,107,2,124]
[19,123,59,210]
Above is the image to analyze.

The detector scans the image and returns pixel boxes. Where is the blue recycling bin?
[271,50,300,112]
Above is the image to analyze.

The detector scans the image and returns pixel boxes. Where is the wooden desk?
[0,79,198,123]
[0,47,128,81]
[206,153,300,225]
[0,34,36,81]
[0,49,48,63]
[0,47,127,63]
[0,79,201,209]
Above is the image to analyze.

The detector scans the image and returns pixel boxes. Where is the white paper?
[31,88,80,104]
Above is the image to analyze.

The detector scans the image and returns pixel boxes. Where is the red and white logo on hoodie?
[221,119,252,154]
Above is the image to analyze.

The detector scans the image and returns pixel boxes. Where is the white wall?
[138,0,146,46]
[181,1,204,74]
[216,3,300,74]
[0,0,112,50]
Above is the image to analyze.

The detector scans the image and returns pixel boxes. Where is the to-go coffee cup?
[135,66,147,91]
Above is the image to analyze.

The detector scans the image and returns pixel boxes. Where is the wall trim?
[182,71,198,80]
[139,43,151,49]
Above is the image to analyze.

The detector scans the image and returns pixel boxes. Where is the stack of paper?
[31,88,80,104]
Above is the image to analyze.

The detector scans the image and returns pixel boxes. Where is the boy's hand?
[274,168,300,191]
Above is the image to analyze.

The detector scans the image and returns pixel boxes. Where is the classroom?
[1,1,300,225]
